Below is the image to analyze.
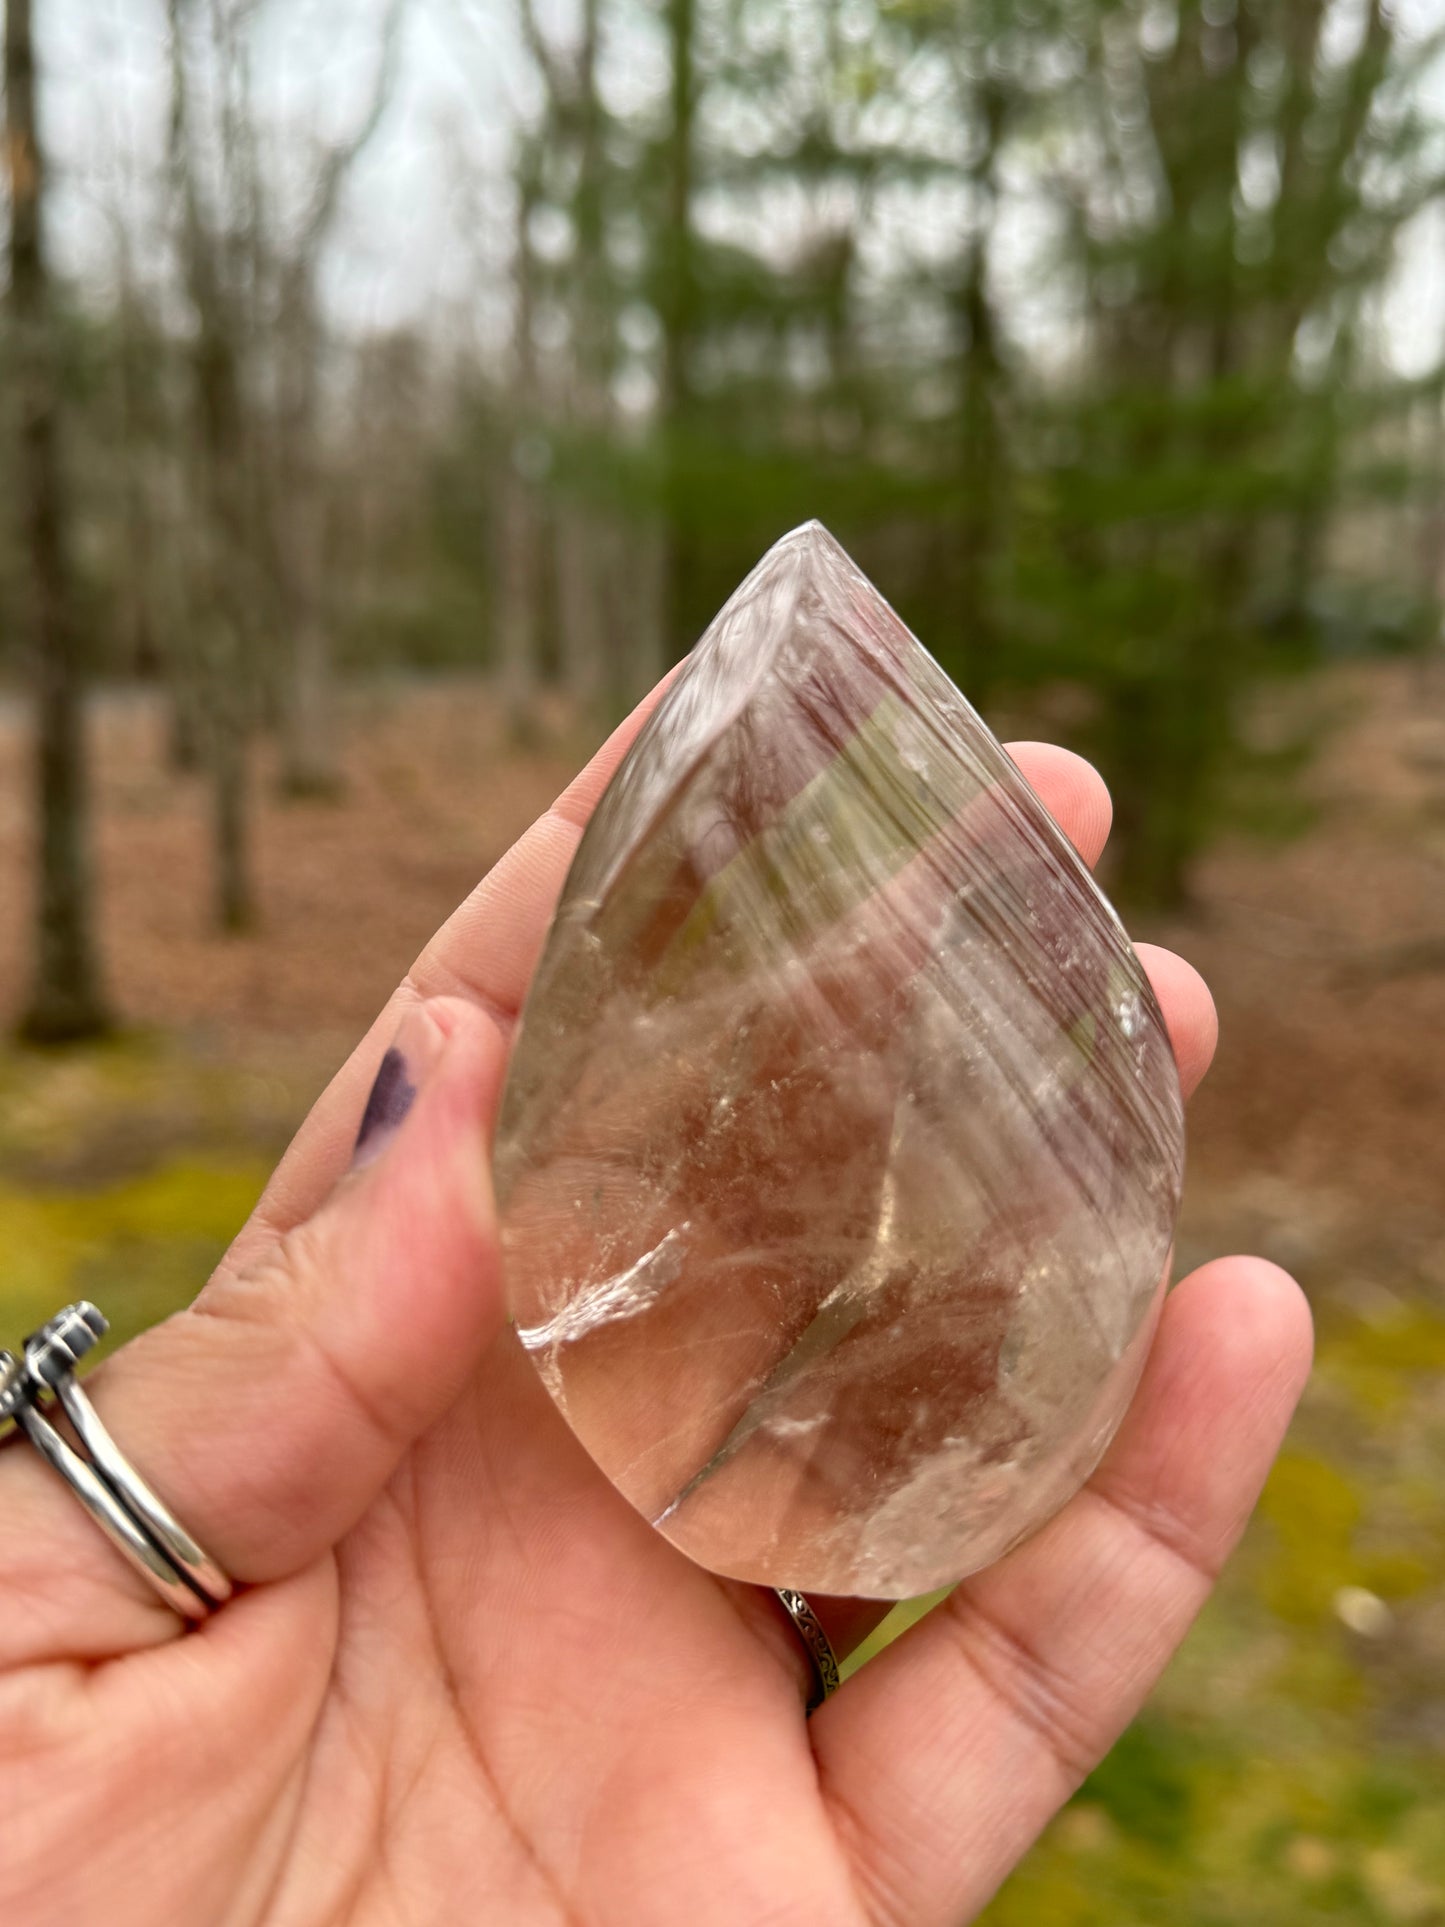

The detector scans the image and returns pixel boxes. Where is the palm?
[113,1344,851,1923]
[0,701,1310,1927]
[291,1350,849,1923]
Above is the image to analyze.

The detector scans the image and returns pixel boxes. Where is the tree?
[263,0,405,795]
[7,0,111,1041]
[1005,0,1445,904]
[494,119,547,735]
[166,0,259,932]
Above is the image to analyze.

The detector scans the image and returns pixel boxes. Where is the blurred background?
[1,0,1443,1917]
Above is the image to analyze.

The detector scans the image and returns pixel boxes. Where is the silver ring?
[3,1303,232,1619]
[775,1588,841,1712]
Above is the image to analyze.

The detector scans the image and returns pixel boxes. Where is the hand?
[0,691,1312,1927]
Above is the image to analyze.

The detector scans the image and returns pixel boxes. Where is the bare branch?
[298,0,409,256]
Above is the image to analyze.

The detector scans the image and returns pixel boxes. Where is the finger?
[1006,742,1113,870]
[1003,753,1219,1102]
[1136,942,1217,1100]
[1008,754,1217,1101]
[0,996,505,1664]
[1004,752,1217,1099]
[813,1257,1312,1927]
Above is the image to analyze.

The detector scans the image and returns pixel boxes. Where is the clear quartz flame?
[495,523,1184,1599]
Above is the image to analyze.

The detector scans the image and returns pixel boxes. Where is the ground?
[1,665,1442,1924]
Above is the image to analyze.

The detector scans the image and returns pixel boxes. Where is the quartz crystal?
[494,523,1185,1599]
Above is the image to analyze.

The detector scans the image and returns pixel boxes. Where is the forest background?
[2,0,1444,1919]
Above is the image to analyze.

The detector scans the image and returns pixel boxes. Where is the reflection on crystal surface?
[495,523,1185,1598]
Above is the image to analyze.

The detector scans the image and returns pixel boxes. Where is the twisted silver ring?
[775,1588,841,1712]
[1,1302,231,1620]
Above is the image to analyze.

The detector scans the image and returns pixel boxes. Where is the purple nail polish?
[353,1046,417,1169]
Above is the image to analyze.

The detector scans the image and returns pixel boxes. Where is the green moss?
[0,1159,268,1348]
[1344,1309,1445,1375]
[1313,1306,1445,1421]
[1256,1453,1363,1625]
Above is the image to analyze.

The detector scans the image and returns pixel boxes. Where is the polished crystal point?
[495,523,1185,1598]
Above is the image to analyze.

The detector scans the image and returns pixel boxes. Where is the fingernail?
[352,1008,445,1170]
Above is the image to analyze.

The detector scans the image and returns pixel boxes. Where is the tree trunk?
[169,0,257,929]
[657,0,699,664]
[623,520,668,710]
[572,0,609,405]
[496,143,545,736]
[113,278,162,679]
[269,269,345,794]
[1109,662,1231,912]
[497,460,543,735]
[208,636,252,932]
[274,447,341,796]
[196,328,257,932]
[160,457,205,771]
[7,0,111,1041]
[552,0,617,714]
[280,613,339,795]
[556,507,606,714]
[948,77,1007,709]
[167,650,206,772]
[1417,393,1445,611]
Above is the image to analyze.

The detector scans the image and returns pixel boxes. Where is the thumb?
[0,995,507,1660]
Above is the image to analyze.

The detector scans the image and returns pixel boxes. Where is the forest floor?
[1,663,1443,1924]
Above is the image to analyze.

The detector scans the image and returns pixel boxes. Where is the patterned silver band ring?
[775,1588,842,1712]
[1,1302,232,1619]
